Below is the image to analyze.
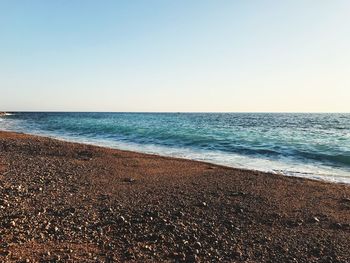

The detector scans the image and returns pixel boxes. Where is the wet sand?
[0,130,349,262]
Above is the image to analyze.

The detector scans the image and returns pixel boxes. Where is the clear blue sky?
[0,0,349,112]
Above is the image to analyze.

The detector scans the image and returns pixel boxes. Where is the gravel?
[0,131,350,262]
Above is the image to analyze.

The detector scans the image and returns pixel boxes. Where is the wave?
[297,151,350,167]
[1,112,350,183]
[6,114,350,167]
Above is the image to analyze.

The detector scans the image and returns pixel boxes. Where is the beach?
[0,130,350,262]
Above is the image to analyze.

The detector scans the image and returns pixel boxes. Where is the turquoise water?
[1,112,350,183]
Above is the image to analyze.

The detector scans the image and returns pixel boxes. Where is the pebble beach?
[0,131,350,262]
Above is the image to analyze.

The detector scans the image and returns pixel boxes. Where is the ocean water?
[1,112,349,183]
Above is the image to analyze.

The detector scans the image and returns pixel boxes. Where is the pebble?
[199,202,207,207]
[124,178,136,183]
[341,197,350,203]
[310,217,320,223]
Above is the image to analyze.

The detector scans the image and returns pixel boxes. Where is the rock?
[341,197,350,203]
[117,216,127,224]
[233,247,243,258]
[186,253,200,262]
[123,178,136,183]
[286,219,303,227]
[309,217,320,223]
[331,222,343,229]
[311,246,322,257]
[172,252,186,261]
[198,202,207,207]
[194,242,202,249]
[77,150,93,160]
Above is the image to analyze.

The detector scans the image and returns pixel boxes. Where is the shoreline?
[0,130,350,262]
[1,129,348,185]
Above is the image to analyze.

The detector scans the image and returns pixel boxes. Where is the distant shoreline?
[1,111,350,114]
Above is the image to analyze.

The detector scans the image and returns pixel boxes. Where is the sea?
[1,112,349,183]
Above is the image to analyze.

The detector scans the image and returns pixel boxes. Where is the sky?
[0,0,349,112]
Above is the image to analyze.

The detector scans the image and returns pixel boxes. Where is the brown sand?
[0,131,349,262]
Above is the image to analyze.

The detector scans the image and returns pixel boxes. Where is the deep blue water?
[1,112,350,183]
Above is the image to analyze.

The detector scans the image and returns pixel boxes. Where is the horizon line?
[2,111,350,114]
